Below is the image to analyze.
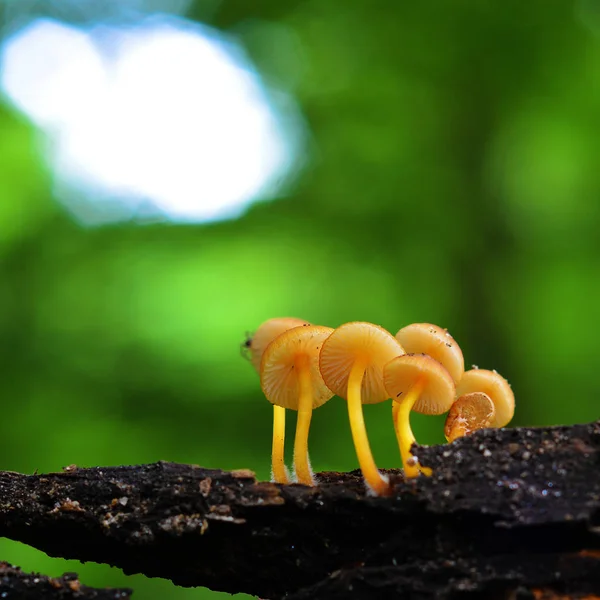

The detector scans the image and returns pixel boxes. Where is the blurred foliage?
[1,0,600,598]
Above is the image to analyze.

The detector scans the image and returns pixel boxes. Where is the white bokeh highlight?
[0,17,302,224]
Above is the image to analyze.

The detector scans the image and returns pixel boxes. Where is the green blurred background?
[1,0,600,598]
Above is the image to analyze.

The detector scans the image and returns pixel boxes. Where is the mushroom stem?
[271,405,290,484]
[293,357,315,485]
[347,359,390,496]
[392,377,430,478]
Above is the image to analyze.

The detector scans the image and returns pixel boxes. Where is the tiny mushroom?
[394,323,464,384]
[245,317,310,484]
[246,317,310,372]
[319,322,404,496]
[444,392,496,442]
[455,368,515,429]
[261,325,334,486]
[384,353,455,478]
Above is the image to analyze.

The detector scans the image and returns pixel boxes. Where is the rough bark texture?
[0,421,599,599]
[0,562,132,599]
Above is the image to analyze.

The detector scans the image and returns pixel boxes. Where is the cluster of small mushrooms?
[243,318,515,496]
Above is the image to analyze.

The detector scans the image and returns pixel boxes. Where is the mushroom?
[394,322,464,384]
[261,325,334,485]
[245,317,310,371]
[444,392,496,442]
[319,322,405,495]
[245,317,310,484]
[455,368,515,428]
[384,353,455,478]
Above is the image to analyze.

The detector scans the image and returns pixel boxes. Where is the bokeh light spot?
[0,16,305,225]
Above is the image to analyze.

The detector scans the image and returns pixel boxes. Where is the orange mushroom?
[246,317,310,372]
[455,368,515,428]
[319,322,404,495]
[384,353,455,478]
[444,392,496,442]
[245,317,310,484]
[395,323,464,384]
[261,325,334,485]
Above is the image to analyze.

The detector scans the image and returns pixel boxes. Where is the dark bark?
[1,421,599,599]
[0,562,132,599]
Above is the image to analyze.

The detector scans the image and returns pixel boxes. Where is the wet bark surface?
[0,420,599,599]
[0,562,132,599]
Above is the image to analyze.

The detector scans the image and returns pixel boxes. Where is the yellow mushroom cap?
[383,353,455,415]
[319,322,405,404]
[456,368,514,427]
[395,323,464,384]
[260,325,334,410]
[444,392,496,442]
[249,317,310,371]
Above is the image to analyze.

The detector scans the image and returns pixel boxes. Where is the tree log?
[0,562,132,599]
[1,421,599,599]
